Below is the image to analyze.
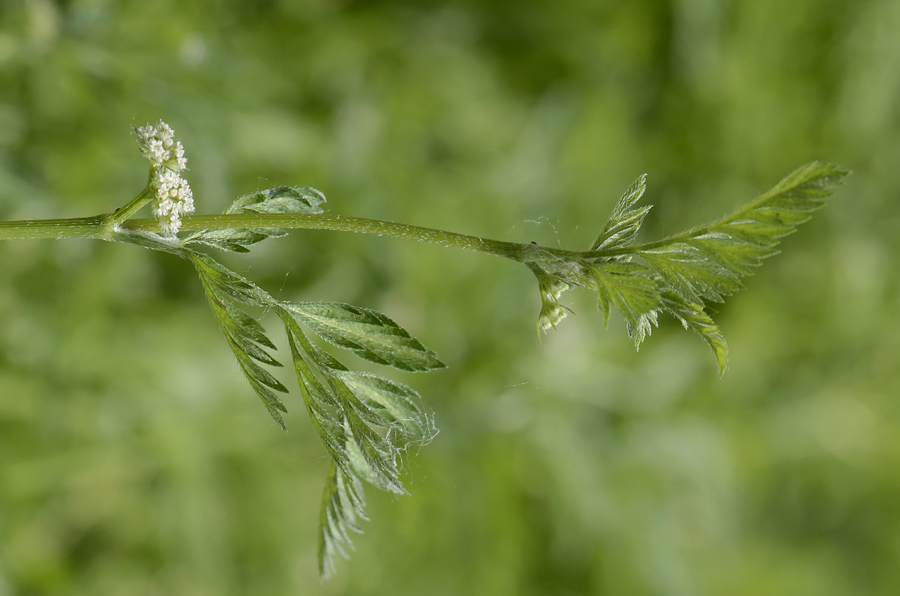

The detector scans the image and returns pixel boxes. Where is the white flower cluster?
[135,121,187,170]
[135,121,194,236]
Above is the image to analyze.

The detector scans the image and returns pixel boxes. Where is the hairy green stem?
[0,215,108,241]
[131,213,588,262]
[0,210,601,263]
[110,185,154,226]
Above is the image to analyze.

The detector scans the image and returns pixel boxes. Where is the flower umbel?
[135,121,194,236]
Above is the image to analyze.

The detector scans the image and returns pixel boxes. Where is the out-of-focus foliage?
[0,0,898,594]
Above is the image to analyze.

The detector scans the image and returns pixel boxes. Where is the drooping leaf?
[229,308,278,350]
[190,251,268,307]
[276,306,436,579]
[280,307,432,479]
[192,253,288,429]
[659,289,729,375]
[281,313,347,448]
[339,410,406,494]
[318,462,367,581]
[331,370,435,444]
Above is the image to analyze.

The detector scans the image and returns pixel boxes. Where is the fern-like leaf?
[165,157,845,578]
[188,253,287,429]
[191,252,289,428]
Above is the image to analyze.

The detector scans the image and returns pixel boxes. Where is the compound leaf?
[539,162,846,370]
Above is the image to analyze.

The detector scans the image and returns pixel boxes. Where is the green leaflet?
[586,261,662,347]
[193,253,289,428]
[586,261,661,327]
[184,186,326,253]
[318,463,367,580]
[190,251,269,306]
[591,173,651,251]
[229,185,327,214]
[284,302,446,373]
[640,247,743,304]
[659,289,729,375]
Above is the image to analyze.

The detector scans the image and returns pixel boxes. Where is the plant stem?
[109,185,154,225]
[123,213,587,263]
[0,210,594,263]
[0,215,107,241]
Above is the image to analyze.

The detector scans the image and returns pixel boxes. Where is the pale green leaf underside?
[639,161,847,305]
[184,186,326,253]
[591,172,651,251]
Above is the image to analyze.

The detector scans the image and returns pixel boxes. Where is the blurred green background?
[1,0,899,594]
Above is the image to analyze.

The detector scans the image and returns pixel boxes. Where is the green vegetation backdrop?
[1,1,898,594]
